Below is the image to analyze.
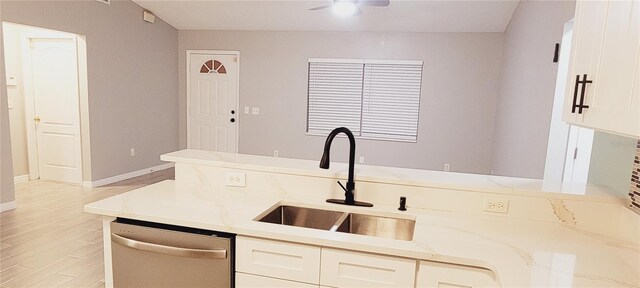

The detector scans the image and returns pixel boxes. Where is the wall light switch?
[7,101,14,110]
[359,156,365,164]
[244,106,250,114]
[130,148,136,157]
[252,107,260,115]
[6,76,17,86]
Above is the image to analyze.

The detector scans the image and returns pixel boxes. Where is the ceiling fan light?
[333,1,358,16]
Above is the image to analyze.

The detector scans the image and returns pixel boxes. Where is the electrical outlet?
[274,150,279,157]
[130,148,135,157]
[225,172,246,187]
[483,198,509,214]
[252,107,260,115]
[359,156,365,164]
[444,164,450,172]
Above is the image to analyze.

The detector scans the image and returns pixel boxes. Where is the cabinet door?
[236,272,318,288]
[583,0,640,137]
[563,0,608,125]
[320,248,416,288]
[236,236,321,285]
[416,261,497,288]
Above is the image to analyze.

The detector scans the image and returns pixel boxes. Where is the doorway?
[186,51,239,153]
[543,19,595,185]
[3,23,89,184]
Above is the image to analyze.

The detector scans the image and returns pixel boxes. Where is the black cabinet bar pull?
[578,74,592,114]
[572,74,580,113]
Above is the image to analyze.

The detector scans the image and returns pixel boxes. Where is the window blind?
[307,58,423,142]
[361,62,422,142]
[307,60,364,134]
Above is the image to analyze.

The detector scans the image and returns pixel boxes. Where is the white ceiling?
[132,0,521,33]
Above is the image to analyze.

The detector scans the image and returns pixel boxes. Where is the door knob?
[34,116,41,123]
[230,118,235,123]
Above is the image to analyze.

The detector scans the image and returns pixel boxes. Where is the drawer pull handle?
[111,233,227,259]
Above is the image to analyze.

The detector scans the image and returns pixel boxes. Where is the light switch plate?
[244,106,250,114]
[6,76,17,86]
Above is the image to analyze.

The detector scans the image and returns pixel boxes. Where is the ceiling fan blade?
[309,5,333,10]
[359,0,390,7]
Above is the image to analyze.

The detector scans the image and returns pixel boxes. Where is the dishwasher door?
[111,219,234,288]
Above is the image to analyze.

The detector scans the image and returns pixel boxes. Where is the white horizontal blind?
[307,61,364,134]
[361,62,422,142]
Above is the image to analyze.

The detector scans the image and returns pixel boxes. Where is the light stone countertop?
[85,180,640,288]
[161,149,625,203]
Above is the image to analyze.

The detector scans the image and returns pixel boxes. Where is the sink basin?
[255,204,415,241]
[256,205,346,230]
[335,213,416,241]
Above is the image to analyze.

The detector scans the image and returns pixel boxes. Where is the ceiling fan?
[309,0,391,16]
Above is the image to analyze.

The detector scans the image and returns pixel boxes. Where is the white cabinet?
[319,248,416,288]
[236,236,321,285]
[236,272,318,288]
[563,0,640,138]
[235,236,498,288]
[416,261,497,288]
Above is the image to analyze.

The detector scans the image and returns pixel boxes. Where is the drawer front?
[320,248,417,288]
[416,261,497,288]
[236,236,321,284]
[236,272,318,288]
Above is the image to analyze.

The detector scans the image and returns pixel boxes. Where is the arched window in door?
[200,60,227,74]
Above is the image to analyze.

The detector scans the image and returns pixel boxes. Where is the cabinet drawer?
[236,272,318,288]
[416,261,497,288]
[236,236,321,284]
[320,248,416,288]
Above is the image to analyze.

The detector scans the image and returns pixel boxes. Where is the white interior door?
[562,125,594,183]
[29,38,82,183]
[188,53,238,153]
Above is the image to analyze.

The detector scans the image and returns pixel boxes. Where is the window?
[200,60,227,74]
[307,58,423,142]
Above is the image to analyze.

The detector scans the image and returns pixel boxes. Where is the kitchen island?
[85,149,639,287]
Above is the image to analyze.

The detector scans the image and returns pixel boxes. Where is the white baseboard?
[13,175,29,184]
[0,201,17,212]
[83,163,174,188]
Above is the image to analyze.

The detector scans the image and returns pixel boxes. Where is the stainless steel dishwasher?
[110,218,235,288]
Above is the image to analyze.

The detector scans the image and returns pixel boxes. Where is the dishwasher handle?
[111,233,227,260]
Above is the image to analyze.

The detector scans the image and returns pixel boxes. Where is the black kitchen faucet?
[319,127,373,207]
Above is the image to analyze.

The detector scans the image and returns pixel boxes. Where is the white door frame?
[186,50,240,152]
[21,32,83,183]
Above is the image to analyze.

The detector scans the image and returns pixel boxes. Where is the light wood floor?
[0,169,175,288]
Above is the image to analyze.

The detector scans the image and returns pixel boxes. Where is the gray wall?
[3,25,29,177]
[2,0,179,181]
[1,0,17,205]
[491,0,576,178]
[178,31,504,173]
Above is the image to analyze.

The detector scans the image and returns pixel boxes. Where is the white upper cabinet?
[563,0,640,138]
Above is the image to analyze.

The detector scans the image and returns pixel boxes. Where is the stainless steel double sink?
[254,205,416,241]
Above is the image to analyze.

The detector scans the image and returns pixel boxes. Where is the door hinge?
[573,147,578,160]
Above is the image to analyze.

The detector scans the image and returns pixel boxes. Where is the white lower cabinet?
[236,236,321,285]
[416,261,497,288]
[236,272,318,288]
[236,236,498,288]
[320,248,416,288]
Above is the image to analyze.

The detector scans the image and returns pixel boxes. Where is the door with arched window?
[187,52,239,153]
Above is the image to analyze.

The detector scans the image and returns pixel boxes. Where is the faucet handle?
[337,181,348,193]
